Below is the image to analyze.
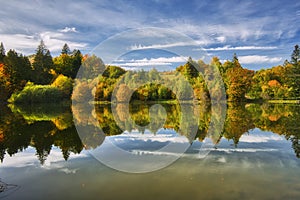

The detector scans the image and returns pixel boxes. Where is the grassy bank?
[267,99,300,104]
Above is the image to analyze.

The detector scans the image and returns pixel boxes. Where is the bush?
[8,84,64,104]
[51,74,73,98]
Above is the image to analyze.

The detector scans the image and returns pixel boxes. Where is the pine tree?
[61,43,71,55]
[3,50,32,92]
[32,40,54,84]
[232,53,238,62]
[232,53,241,68]
[0,42,5,62]
[289,45,300,98]
[71,49,82,78]
[291,44,299,65]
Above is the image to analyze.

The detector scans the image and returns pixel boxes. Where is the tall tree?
[225,66,254,101]
[78,54,105,80]
[54,44,82,79]
[291,44,300,65]
[232,53,242,68]
[288,45,300,98]
[71,49,82,78]
[61,43,71,55]
[32,40,54,84]
[1,50,32,96]
[0,42,5,62]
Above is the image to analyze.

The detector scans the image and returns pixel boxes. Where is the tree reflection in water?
[0,102,299,164]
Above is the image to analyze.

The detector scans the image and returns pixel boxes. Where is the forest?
[0,41,300,103]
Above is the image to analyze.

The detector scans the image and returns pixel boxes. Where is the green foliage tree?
[0,42,5,63]
[148,68,160,81]
[61,43,71,55]
[53,45,82,79]
[102,65,126,79]
[291,44,299,65]
[176,59,199,84]
[71,49,83,78]
[3,50,32,93]
[32,40,54,84]
[287,45,300,98]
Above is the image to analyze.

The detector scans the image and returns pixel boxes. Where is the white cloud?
[113,56,188,67]
[239,132,284,143]
[0,34,39,54]
[59,27,77,33]
[109,129,189,144]
[39,31,87,52]
[197,148,278,153]
[0,0,298,68]
[0,30,87,55]
[202,45,278,51]
[0,147,88,169]
[238,55,283,64]
[216,36,226,43]
[129,41,205,50]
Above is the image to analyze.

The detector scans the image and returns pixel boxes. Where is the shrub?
[8,84,64,104]
[51,74,73,98]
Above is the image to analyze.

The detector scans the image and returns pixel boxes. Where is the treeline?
[0,41,82,102]
[1,40,300,103]
[73,45,300,103]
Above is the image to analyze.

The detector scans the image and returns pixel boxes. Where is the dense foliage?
[0,41,299,103]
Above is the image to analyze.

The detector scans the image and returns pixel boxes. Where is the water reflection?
[0,102,300,165]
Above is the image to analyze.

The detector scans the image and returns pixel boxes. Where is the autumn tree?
[78,54,105,80]
[51,74,74,98]
[115,84,132,102]
[224,55,254,101]
[0,63,10,100]
[32,40,54,84]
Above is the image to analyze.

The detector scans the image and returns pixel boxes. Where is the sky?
[0,0,299,70]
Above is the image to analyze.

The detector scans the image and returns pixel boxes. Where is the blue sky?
[0,0,299,70]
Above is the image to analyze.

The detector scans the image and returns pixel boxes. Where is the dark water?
[0,102,300,199]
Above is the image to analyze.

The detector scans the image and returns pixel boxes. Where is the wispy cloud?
[109,129,189,144]
[199,148,279,153]
[0,147,88,169]
[113,56,188,67]
[201,45,278,51]
[238,55,283,64]
[0,0,299,69]
[0,29,87,55]
[239,133,284,143]
[39,31,87,52]
[129,41,205,50]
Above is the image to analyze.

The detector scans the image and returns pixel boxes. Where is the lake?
[0,102,300,199]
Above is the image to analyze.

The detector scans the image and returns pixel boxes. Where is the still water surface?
[0,103,299,199]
